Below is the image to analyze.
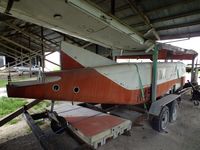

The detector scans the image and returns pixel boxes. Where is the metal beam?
[0,42,25,56]
[0,40,42,64]
[81,42,93,48]
[126,0,160,40]
[0,49,17,58]
[121,0,195,21]
[1,50,56,69]
[0,37,59,68]
[0,36,40,56]
[32,32,60,47]
[63,35,82,47]
[0,52,16,59]
[151,9,200,23]
[139,20,200,33]
[0,37,57,69]
[191,55,195,82]
[2,21,58,50]
[151,46,158,102]
[156,20,200,31]
[0,100,40,127]
[117,0,194,15]
[2,24,37,37]
[23,110,51,150]
[45,58,60,67]
[126,0,150,26]
[111,0,115,15]
[160,31,200,40]
[41,27,45,73]
[145,0,194,15]
[13,33,58,52]
[96,0,106,4]
[115,4,129,13]
[131,9,200,28]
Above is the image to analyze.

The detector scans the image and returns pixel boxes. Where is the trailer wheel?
[151,106,169,132]
[51,116,67,134]
[169,100,178,123]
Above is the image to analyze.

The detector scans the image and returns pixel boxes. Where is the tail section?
[61,41,116,70]
[60,51,84,70]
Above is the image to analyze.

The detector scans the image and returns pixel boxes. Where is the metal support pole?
[151,45,158,102]
[41,27,45,73]
[191,55,195,82]
[95,44,99,54]
[29,36,32,78]
[29,55,32,78]
[50,101,55,112]
[111,0,115,15]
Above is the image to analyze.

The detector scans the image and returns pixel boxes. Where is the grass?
[7,118,21,125]
[0,80,8,88]
[0,95,51,126]
[31,100,51,112]
[0,97,27,118]
[0,76,35,88]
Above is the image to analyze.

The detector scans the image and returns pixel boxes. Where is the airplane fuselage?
[7,62,185,105]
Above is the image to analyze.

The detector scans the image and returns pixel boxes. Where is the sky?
[45,52,60,71]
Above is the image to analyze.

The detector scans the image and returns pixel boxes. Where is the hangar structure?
[0,0,198,102]
[0,0,200,149]
[0,0,199,69]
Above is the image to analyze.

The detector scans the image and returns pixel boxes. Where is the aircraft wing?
[0,0,154,51]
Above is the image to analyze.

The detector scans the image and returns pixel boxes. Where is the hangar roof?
[0,0,199,66]
[93,0,200,40]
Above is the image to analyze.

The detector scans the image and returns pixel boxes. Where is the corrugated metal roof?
[93,0,200,40]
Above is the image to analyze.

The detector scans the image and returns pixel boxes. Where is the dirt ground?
[0,94,200,150]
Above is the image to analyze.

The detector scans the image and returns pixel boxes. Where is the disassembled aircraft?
[0,0,188,135]
[7,42,186,132]
[7,42,185,105]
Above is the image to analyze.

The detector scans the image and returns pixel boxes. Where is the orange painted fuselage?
[6,42,186,105]
[7,67,185,105]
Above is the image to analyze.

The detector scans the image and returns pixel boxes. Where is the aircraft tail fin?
[61,41,116,70]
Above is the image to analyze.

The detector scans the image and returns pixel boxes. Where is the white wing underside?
[0,0,151,51]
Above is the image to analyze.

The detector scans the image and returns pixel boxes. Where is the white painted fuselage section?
[61,42,186,91]
[95,62,185,90]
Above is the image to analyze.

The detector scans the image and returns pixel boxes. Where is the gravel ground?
[0,94,200,150]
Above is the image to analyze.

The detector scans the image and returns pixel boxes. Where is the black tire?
[151,106,169,132]
[51,116,67,134]
[169,100,178,123]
